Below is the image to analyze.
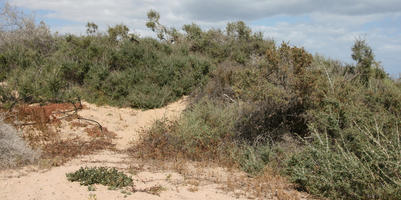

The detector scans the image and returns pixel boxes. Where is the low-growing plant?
[66,167,133,189]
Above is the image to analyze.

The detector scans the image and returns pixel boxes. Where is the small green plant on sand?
[66,167,133,189]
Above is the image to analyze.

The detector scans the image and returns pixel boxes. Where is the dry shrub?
[85,126,116,139]
[197,61,239,102]
[135,185,166,196]
[36,110,115,165]
[42,137,114,166]
[253,168,305,200]
[0,2,53,46]
[130,119,181,160]
[219,167,307,199]
[0,118,40,168]
[130,100,239,166]
[10,102,78,125]
[3,102,115,166]
[70,121,88,128]
[4,103,80,147]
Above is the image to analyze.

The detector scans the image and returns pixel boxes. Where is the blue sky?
[4,0,401,77]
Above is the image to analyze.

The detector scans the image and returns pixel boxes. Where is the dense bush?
[0,6,278,109]
[0,7,213,109]
[287,121,401,199]
[132,99,239,163]
[132,98,277,175]
[134,35,401,199]
[2,4,401,199]
[1,34,212,108]
[285,74,401,199]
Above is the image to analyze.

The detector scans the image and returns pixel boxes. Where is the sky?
[4,0,401,77]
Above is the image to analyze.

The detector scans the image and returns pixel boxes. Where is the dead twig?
[77,116,103,132]
[223,94,236,103]
[69,97,102,131]
[10,97,103,132]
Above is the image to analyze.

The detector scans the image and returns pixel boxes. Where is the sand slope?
[78,97,188,150]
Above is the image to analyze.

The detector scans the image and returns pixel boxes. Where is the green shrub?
[133,99,239,163]
[284,60,401,199]
[287,120,401,199]
[175,100,238,155]
[66,167,133,189]
[236,100,307,144]
[1,8,278,109]
[3,7,401,198]
[161,38,401,199]
[237,144,272,174]
[1,33,212,108]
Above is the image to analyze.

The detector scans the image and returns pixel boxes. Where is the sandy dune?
[78,97,188,150]
[0,97,307,200]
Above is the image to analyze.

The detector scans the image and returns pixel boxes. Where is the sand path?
[0,97,306,200]
[78,97,188,150]
[0,150,252,200]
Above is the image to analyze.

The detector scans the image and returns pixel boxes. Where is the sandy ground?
[0,150,252,200]
[0,97,307,200]
[78,97,188,150]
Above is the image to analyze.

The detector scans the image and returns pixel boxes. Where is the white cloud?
[179,0,401,21]
[10,0,184,34]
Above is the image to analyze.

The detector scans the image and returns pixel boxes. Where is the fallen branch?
[69,98,102,131]
[77,116,103,132]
